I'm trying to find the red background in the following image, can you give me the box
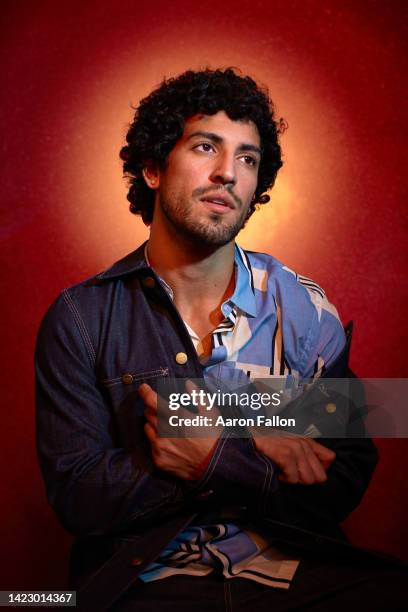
[1,0,407,590]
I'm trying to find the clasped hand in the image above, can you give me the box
[139,382,336,485]
[139,381,218,481]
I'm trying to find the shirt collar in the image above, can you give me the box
[227,244,257,317]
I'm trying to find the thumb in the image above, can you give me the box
[138,382,153,400]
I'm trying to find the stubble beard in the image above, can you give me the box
[160,194,250,248]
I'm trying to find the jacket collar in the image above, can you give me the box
[96,241,150,280]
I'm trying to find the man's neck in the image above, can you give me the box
[146,226,236,339]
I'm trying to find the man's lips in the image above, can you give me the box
[200,193,236,211]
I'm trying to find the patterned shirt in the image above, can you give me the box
[140,243,345,587]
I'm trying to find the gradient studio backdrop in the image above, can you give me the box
[1,0,407,589]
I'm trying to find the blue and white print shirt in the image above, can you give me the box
[141,243,346,588]
[186,244,345,380]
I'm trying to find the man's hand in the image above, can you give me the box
[139,381,219,481]
[253,435,336,485]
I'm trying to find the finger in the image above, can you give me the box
[291,442,316,485]
[254,437,300,484]
[138,382,152,398]
[138,383,158,411]
[185,379,200,395]
[306,439,336,463]
[278,473,303,484]
[278,468,299,484]
[144,421,156,444]
[187,381,222,425]
[299,440,328,483]
[279,447,300,484]
[144,406,158,430]
[184,379,210,414]
[183,380,198,414]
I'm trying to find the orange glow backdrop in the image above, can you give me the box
[1,0,407,589]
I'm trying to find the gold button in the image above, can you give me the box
[175,352,188,365]
[121,373,134,385]
[131,557,143,566]
[143,277,155,289]
[325,402,337,414]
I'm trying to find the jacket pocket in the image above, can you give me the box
[100,366,170,388]
[99,367,170,449]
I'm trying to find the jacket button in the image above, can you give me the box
[131,557,143,566]
[325,402,337,414]
[143,277,155,289]
[175,352,188,365]
[122,373,134,385]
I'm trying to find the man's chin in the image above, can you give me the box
[161,203,246,248]
[179,221,242,248]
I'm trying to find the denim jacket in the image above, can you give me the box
[35,242,378,596]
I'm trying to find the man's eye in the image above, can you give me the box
[195,143,214,153]
[241,155,258,167]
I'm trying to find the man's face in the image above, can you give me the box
[150,111,261,247]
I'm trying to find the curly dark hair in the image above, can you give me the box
[120,68,286,225]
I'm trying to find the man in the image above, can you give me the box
[35,69,407,610]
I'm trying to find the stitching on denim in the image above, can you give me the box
[262,455,274,514]
[257,443,270,512]
[101,367,169,386]
[195,433,229,491]
[262,450,273,511]
[196,434,228,490]
[62,289,96,367]
[250,437,271,514]
[103,368,167,383]
[129,496,176,521]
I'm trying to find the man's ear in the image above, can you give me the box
[142,166,160,189]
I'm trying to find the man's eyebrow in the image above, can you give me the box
[187,131,262,156]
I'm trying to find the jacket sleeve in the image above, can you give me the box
[260,435,378,534]
[35,293,192,537]
[260,367,379,533]
[35,292,278,537]
[192,395,378,532]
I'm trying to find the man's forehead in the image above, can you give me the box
[182,111,260,144]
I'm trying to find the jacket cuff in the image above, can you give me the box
[189,432,279,510]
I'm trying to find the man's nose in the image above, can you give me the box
[209,153,236,187]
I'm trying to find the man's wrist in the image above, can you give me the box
[187,432,279,504]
